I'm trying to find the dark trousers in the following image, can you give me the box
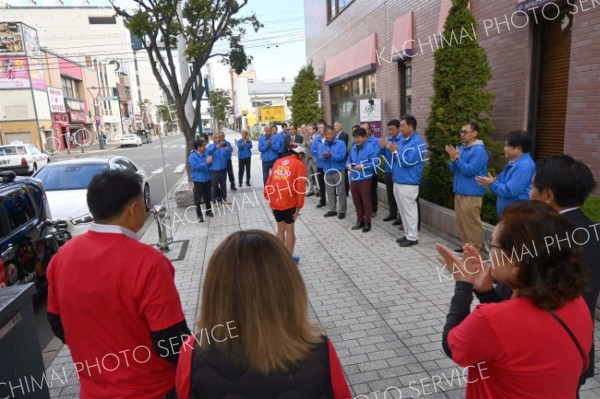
[370,172,379,213]
[262,160,276,185]
[239,157,251,184]
[226,159,235,187]
[344,170,349,196]
[351,179,372,224]
[316,167,326,205]
[193,181,211,217]
[210,169,227,201]
[385,172,398,218]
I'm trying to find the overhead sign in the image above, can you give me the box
[0,57,29,88]
[258,106,285,122]
[48,88,66,113]
[0,22,24,55]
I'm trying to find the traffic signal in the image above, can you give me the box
[112,87,119,100]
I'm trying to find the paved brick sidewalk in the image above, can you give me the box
[45,153,600,398]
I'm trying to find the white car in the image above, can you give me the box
[120,134,143,147]
[33,156,151,236]
[0,142,50,175]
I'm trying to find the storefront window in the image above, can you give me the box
[332,101,357,134]
[328,0,354,21]
[330,72,376,130]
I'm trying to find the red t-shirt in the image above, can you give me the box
[449,296,592,399]
[47,230,186,399]
[264,154,307,211]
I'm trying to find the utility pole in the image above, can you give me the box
[177,0,195,131]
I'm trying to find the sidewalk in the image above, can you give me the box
[45,154,600,398]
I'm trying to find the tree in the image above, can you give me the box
[421,0,502,211]
[111,0,260,170]
[209,88,231,132]
[290,64,322,126]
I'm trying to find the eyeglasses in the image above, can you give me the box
[484,242,503,253]
[460,130,472,135]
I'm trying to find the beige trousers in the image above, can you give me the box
[454,194,483,249]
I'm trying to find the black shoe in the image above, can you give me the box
[246,182,251,187]
[338,213,345,219]
[231,185,237,191]
[383,215,395,222]
[352,222,365,230]
[392,219,403,226]
[317,203,326,208]
[306,192,315,197]
[315,192,321,197]
[206,210,214,217]
[396,236,408,243]
[399,239,418,247]
[197,216,204,223]
[239,182,242,187]
[324,211,337,217]
[362,223,371,233]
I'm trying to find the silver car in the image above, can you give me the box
[33,156,151,236]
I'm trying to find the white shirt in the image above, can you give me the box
[89,223,139,241]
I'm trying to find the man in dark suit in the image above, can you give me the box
[334,121,350,196]
[283,124,304,151]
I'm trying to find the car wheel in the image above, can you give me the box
[32,163,38,174]
[144,184,151,211]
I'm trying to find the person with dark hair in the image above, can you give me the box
[361,122,380,217]
[264,144,307,263]
[446,120,488,251]
[380,119,401,224]
[188,139,214,222]
[259,125,281,185]
[175,230,351,399]
[237,129,253,187]
[320,125,348,219]
[283,124,304,150]
[224,133,237,191]
[437,201,593,398]
[207,132,232,205]
[334,121,350,196]
[312,121,327,207]
[529,155,600,393]
[388,114,426,247]
[277,123,288,158]
[47,170,189,399]
[476,130,535,214]
[304,123,319,197]
[347,128,378,232]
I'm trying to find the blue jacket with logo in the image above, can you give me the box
[381,136,397,173]
[392,131,426,185]
[188,151,211,183]
[489,152,535,214]
[318,139,346,173]
[346,142,379,182]
[206,141,232,171]
[237,138,253,160]
[311,136,325,168]
[258,134,281,162]
[449,140,488,196]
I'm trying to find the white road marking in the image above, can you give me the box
[173,163,186,173]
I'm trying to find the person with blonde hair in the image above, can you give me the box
[175,230,351,399]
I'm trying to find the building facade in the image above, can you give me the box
[305,0,600,183]
[234,77,293,131]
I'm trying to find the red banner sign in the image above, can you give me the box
[52,114,69,127]
[69,110,86,123]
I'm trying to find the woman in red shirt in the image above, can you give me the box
[437,201,592,398]
[175,230,351,399]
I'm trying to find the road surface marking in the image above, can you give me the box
[173,163,186,173]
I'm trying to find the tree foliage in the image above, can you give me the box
[110,0,261,172]
[290,64,322,126]
[421,0,502,210]
[209,88,231,131]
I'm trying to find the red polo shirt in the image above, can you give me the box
[47,225,186,399]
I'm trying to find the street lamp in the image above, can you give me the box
[86,85,105,150]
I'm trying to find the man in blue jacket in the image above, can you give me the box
[320,125,348,219]
[388,115,426,247]
[237,129,253,187]
[476,130,535,215]
[258,125,281,185]
[446,120,488,251]
[188,139,214,222]
[206,132,232,206]
[311,122,327,207]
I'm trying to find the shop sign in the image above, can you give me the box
[48,88,66,113]
[0,57,29,88]
[52,114,69,127]
[0,22,24,55]
[258,106,285,122]
[359,98,383,138]
[69,110,86,123]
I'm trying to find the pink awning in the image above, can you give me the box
[391,11,413,61]
[437,0,453,34]
[517,0,559,12]
[324,33,377,85]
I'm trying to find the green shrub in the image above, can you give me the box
[582,196,600,223]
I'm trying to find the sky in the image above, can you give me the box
[7,0,307,91]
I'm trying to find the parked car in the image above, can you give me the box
[136,129,153,144]
[0,171,71,300]
[0,142,50,175]
[120,134,143,147]
[33,157,151,237]
[202,127,213,136]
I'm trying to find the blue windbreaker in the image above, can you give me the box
[346,142,379,182]
[206,141,232,171]
[188,150,211,183]
[311,136,325,168]
[318,139,346,173]
[258,134,281,162]
[392,131,426,185]
[237,138,253,159]
[489,152,535,214]
[449,140,488,196]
